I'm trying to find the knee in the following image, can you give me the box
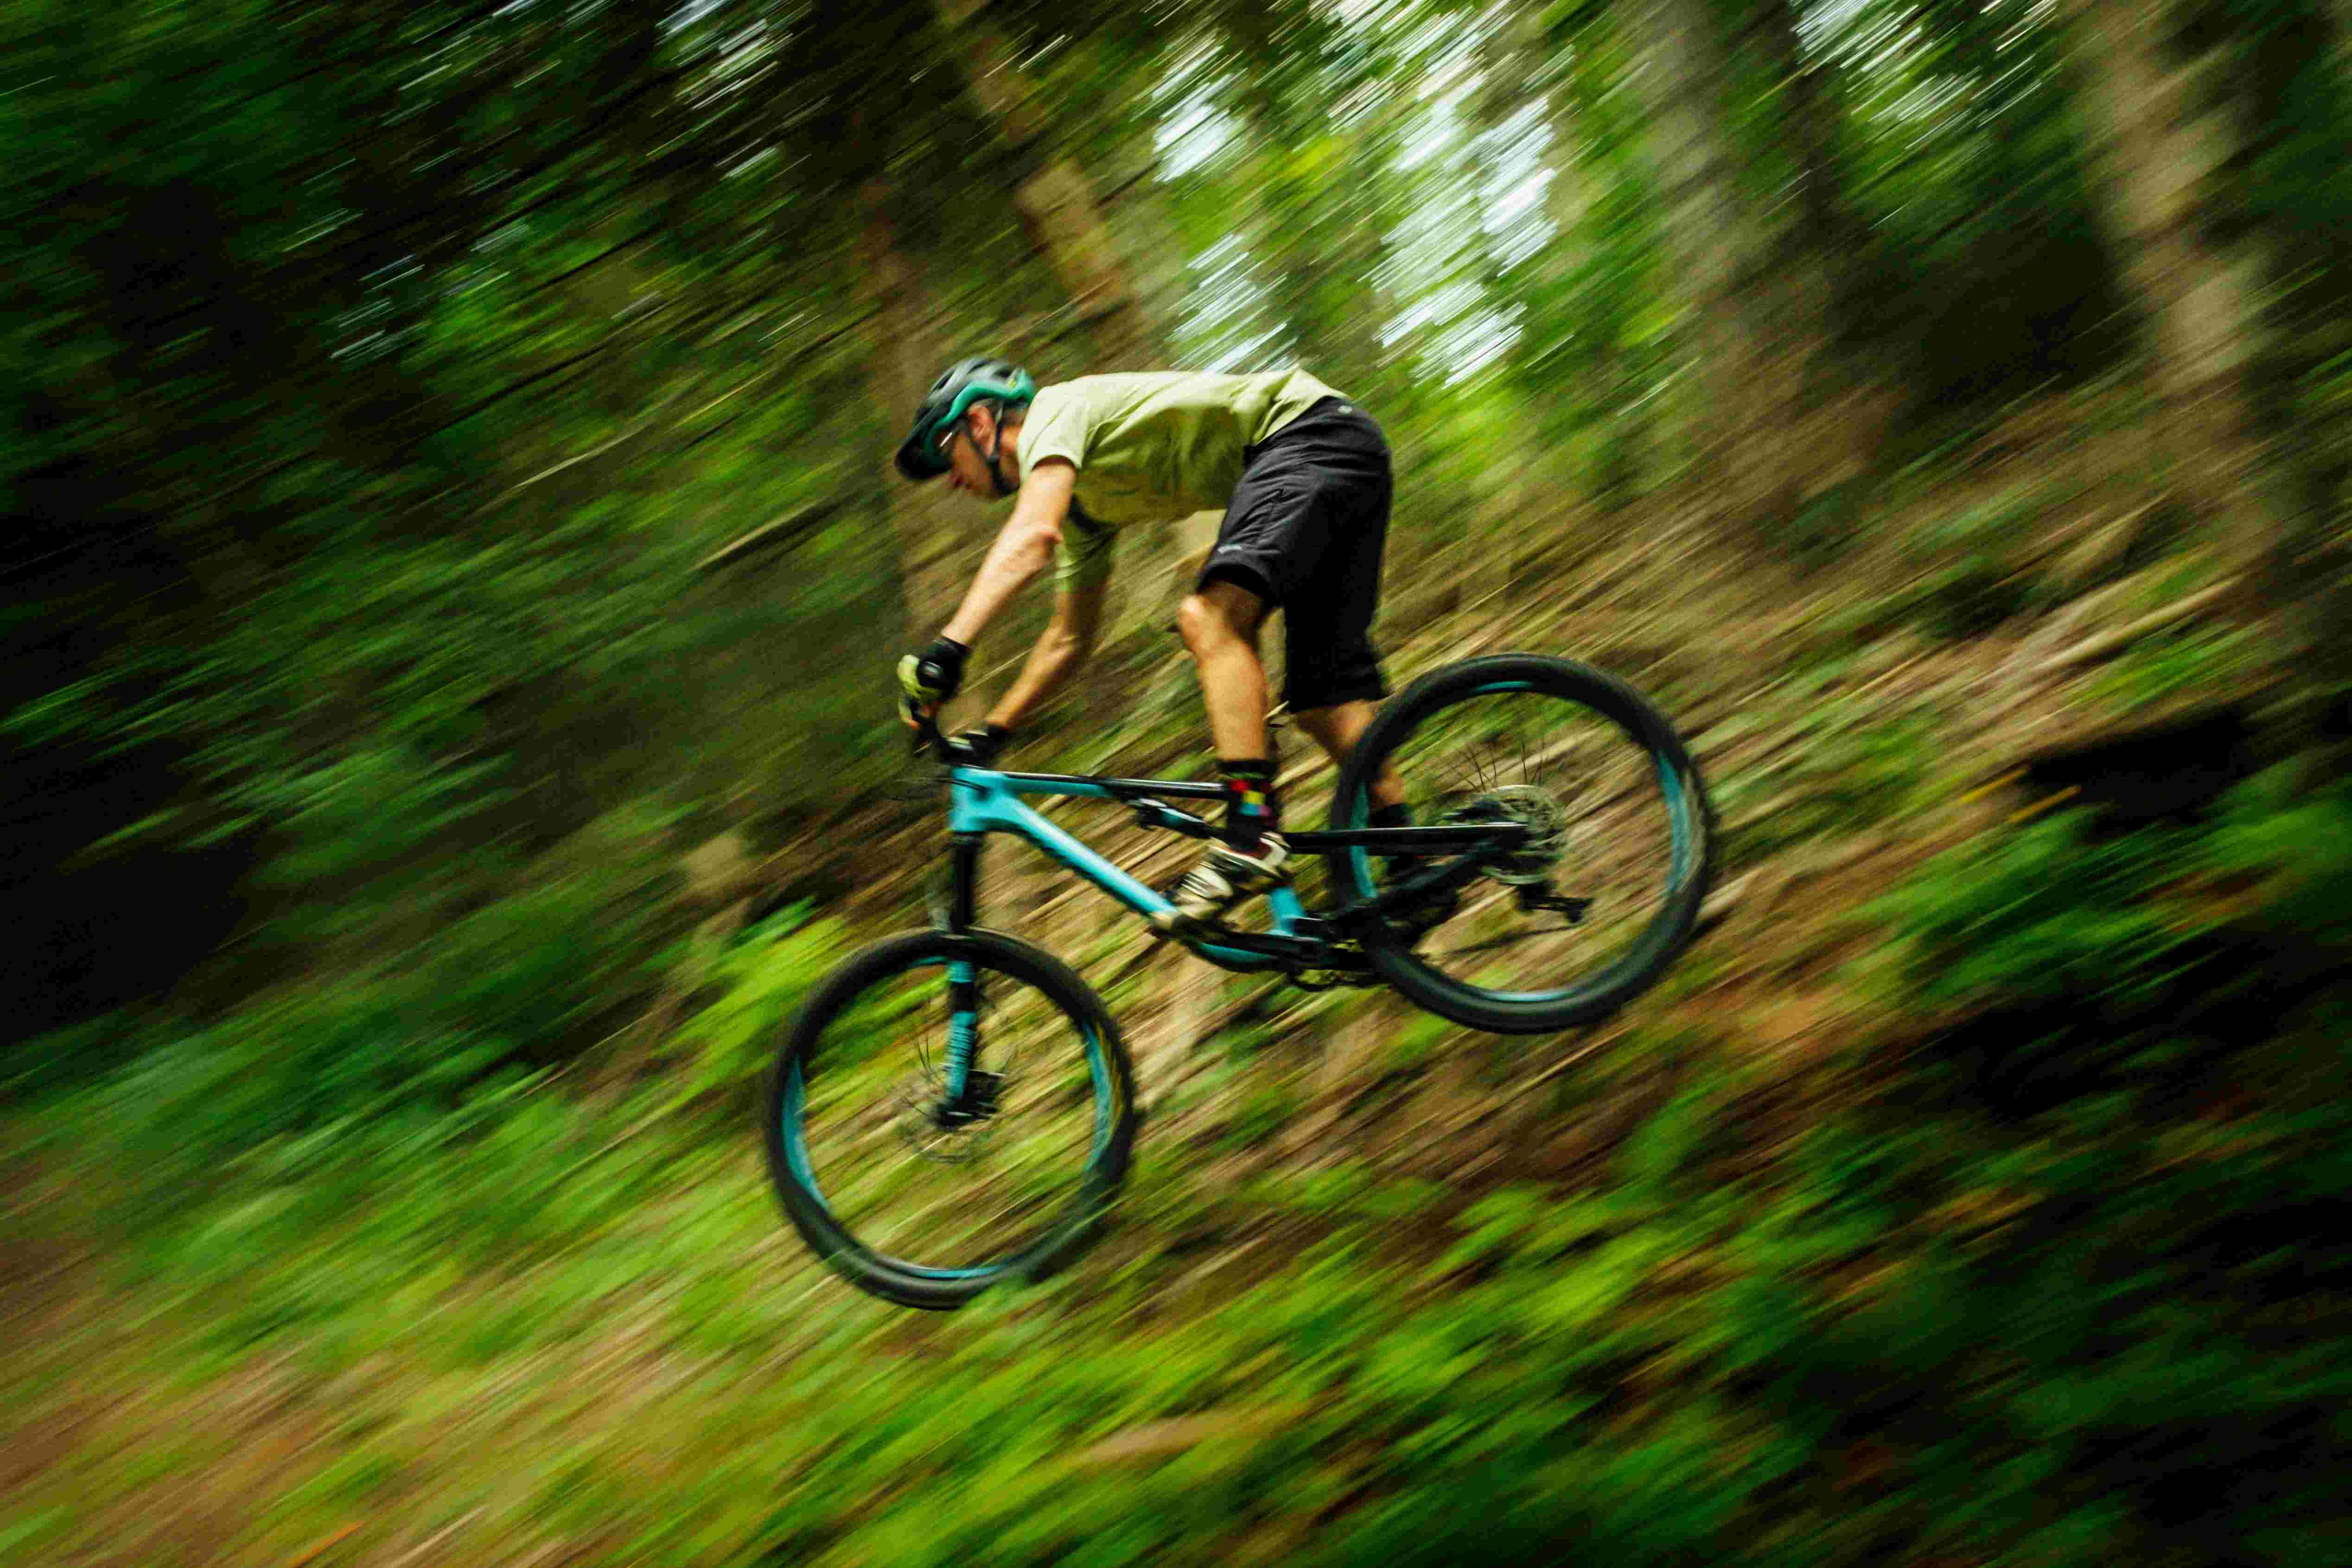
[1178,582,1265,657]
[1174,593,1225,657]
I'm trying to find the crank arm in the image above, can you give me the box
[1329,851,1492,929]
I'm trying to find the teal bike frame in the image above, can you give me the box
[949,766,1306,972]
[930,752,1530,980]
[901,705,1529,1126]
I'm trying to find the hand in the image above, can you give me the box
[941,723,1013,767]
[897,637,969,716]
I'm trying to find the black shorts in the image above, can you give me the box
[1196,397,1393,711]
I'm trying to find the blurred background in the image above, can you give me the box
[3,0,2350,1562]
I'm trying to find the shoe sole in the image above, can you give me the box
[1152,867,1291,941]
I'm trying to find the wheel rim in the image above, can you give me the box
[1347,682,1700,1009]
[781,954,1116,1282]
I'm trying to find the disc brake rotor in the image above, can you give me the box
[893,1070,1001,1164]
[1442,784,1570,885]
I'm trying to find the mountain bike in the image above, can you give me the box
[761,653,1715,1308]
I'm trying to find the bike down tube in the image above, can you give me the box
[946,768,1284,969]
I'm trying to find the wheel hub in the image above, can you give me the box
[1445,784,1570,885]
[895,1069,1005,1164]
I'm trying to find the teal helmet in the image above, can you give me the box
[894,356,1036,483]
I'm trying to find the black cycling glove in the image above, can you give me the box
[897,636,969,709]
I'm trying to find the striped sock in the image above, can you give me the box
[1217,758,1280,851]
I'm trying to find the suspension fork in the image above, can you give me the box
[944,834,982,1101]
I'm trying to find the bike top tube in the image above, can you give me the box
[941,764,1297,969]
[989,768,1226,802]
[905,715,1523,973]
[910,711,1235,802]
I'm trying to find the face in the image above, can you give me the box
[939,406,1007,498]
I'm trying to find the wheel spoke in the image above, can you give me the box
[772,943,1128,1293]
[1337,672,1706,1021]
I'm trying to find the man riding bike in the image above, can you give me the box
[892,356,1411,937]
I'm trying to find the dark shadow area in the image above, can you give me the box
[2,455,257,1061]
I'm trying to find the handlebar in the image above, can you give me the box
[904,698,943,758]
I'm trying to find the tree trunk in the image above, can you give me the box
[856,185,978,633]
[1746,0,1867,295]
[1546,33,1659,507]
[932,0,1199,666]
[2060,0,2352,721]
[2058,0,2282,579]
[1619,0,1851,539]
[937,0,1164,370]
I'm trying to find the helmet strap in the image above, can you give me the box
[982,400,1017,497]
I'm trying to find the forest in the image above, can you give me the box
[4,0,2351,1562]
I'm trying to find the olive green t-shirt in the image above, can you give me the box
[1015,369,1345,589]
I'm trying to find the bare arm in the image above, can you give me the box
[940,459,1076,646]
[987,580,1106,731]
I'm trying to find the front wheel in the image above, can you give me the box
[761,927,1137,1309]
[1326,654,1716,1034]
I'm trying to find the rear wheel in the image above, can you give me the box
[761,928,1136,1309]
[1326,654,1715,1034]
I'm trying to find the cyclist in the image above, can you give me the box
[892,356,1410,937]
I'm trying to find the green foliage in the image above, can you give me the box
[1671,766,2352,1564]
[0,0,911,1050]
[93,842,672,1196]
[3,1012,152,1104]
[1385,1010,1452,1071]
[10,1,2352,1562]
[1780,478,1871,565]
[1715,665,1942,867]
[667,904,853,1102]
[22,755,2352,1565]
[2086,622,2261,714]
[1912,483,2064,555]
[1223,1078,1304,1153]
[1829,0,2135,415]
[1855,488,2070,642]
[1909,558,2035,641]
[1613,1079,1715,1202]
[1877,767,2351,1020]
[2202,765,2352,947]
[1872,812,2199,1019]
[1702,1021,2352,1562]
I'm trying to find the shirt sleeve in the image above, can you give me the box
[1022,388,1111,590]
[1018,387,1090,479]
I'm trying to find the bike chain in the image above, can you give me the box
[1285,968,1384,992]
[1282,936,1383,993]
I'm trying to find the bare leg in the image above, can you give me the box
[1290,699,1405,811]
[1175,579,1273,759]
